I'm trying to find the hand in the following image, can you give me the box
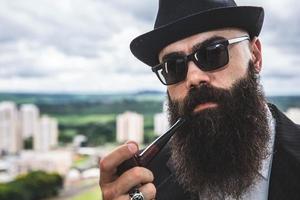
[99,141,156,200]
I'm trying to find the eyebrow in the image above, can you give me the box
[161,35,227,62]
[161,51,185,62]
[191,35,226,52]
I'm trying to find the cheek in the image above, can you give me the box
[210,63,248,89]
[167,84,188,101]
[211,52,249,88]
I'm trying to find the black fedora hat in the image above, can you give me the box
[130,0,264,67]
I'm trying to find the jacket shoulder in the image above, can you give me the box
[268,103,300,200]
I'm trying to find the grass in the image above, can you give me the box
[55,114,116,125]
[56,113,153,127]
[70,186,102,200]
[56,113,156,145]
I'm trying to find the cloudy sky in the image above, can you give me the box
[0,0,299,95]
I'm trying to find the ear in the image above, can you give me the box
[250,37,262,73]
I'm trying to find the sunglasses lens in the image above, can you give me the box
[156,58,187,85]
[195,44,229,71]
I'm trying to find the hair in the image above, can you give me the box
[167,61,270,199]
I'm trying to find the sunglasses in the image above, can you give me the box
[152,35,250,85]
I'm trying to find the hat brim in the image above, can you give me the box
[130,6,264,67]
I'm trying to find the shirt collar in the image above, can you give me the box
[259,104,276,180]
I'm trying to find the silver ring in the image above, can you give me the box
[129,188,144,200]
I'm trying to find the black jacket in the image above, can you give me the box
[147,104,300,200]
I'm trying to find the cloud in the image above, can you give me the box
[0,0,158,92]
[260,0,300,54]
[239,0,300,95]
[109,0,157,23]
[0,0,298,95]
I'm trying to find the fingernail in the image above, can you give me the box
[127,143,138,154]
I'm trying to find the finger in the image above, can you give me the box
[101,142,139,172]
[114,194,129,200]
[139,183,157,200]
[100,141,139,184]
[114,184,156,200]
[101,184,130,200]
[114,166,154,195]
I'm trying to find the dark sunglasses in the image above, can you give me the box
[151,35,250,85]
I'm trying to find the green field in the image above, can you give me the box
[56,112,156,146]
[55,114,116,126]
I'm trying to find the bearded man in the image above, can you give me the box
[99,0,300,200]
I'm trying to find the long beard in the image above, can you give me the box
[167,62,270,199]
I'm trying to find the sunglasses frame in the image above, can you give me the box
[152,35,250,85]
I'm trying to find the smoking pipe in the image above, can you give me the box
[117,116,187,176]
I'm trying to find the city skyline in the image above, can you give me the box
[0,101,58,154]
[0,0,299,95]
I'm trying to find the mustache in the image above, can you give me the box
[181,84,232,115]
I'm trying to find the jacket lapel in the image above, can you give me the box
[147,144,193,200]
[268,104,300,200]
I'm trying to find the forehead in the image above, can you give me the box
[159,28,248,60]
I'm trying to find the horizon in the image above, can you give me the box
[0,90,299,97]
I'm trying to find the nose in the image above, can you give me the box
[185,61,211,89]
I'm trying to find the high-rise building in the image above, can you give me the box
[20,104,39,139]
[34,115,58,151]
[50,119,58,147]
[0,102,22,154]
[154,112,169,136]
[116,111,144,144]
[154,100,169,136]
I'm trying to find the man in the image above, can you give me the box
[99,0,300,199]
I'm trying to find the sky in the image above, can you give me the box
[0,0,299,95]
